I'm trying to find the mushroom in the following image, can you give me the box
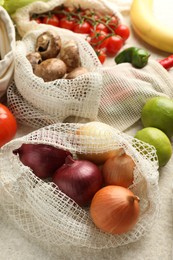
[65,67,88,79]
[35,30,61,60]
[26,52,42,70]
[34,58,67,82]
[60,40,81,72]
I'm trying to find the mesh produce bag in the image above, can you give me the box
[7,27,103,128]
[97,60,173,131]
[0,6,15,99]
[8,45,173,130]
[9,0,173,131]
[0,122,160,251]
[11,0,124,37]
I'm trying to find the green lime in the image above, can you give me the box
[134,127,172,167]
[141,96,173,138]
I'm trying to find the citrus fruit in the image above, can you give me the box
[134,127,172,167]
[141,96,173,138]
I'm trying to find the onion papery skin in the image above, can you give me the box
[52,156,103,207]
[77,150,122,166]
[13,143,72,179]
[102,153,135,188]
[90,185,140,234]
[76,121,123,165]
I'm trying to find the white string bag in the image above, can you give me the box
[98,60,173,131]
[107,0,133,13]
[0,6,15,99]
[9,0,173,131]
[7,27,103,128]
[8,51,173,131]
[11,0,124,37]
[0,122,160,251]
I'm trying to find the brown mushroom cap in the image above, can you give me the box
[35,30,61,60]
[65,67,88,79]
[60,40,81,72]
[26,52,42,70]
[34,58,67,82]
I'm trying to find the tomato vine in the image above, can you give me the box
[30,4,130,64]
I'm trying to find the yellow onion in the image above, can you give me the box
[76,121,123,165]
[102,152,135,188]
[90,185,140,234]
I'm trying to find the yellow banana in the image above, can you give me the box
[130,0,173,53]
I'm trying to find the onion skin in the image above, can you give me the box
[76,121,123,165]
[102,153,135,188]
[52,155,103,207]
[13,143,72,179]
[90,185,140,234]
[77,150,122,166]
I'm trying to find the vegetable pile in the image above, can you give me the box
[26,30,88,81]
[13,121,141,235]
[0,0,162,246]
[30,4,130,64]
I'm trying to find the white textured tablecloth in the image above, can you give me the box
[1,1,173,259]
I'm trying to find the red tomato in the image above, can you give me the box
[106,35,123,56]
[97,49,107,64]
[55,11,65,20]
[114,24,130,41]
[106,15,118,31]
[73,21,91,34]
[84,9,98,20]
[95,23,109,33]
[88,30,108,50]
[0,104,17,147]
[53,6,71,20]
[42,15,59,27]
[59,17,75,30]
[33,17,43,24]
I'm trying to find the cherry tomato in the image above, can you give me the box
[106,35,123,56]
[88,30,108,50]
[0,104,17,147]
[95,23,109,33]
[84,9,98,20]
[59,17,75,30]
[73,21,91,34]
[114,24,130,41]
[106,15,118,31]
[54,6,71,20]
[32,17,43,24]
[55,12,65,20]
[97,49,107,64]
[42,15,59,27]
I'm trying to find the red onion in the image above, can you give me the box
[52,155,103,207]
[13,143,72,179]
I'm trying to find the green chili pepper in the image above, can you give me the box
[115,47,150,68]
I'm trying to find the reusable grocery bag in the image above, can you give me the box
[0,122,160,251]
[0,6,15,99]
